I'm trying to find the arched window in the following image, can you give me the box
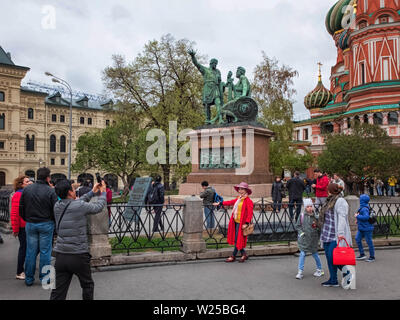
[388,112,398,125]
[347,117,352,129]
[60,135,66,153]
[363,114,369,124]
[50,135,56,153]
[0,113,5,130]
[25,170,35,180]
[373,112,383,125]
[358,20,368,29]
[354,115,360,125]
[0,91,4,102]
[26,135,35,152]
[321,122,334,134]
[0,172,5,186]
[28,108,34,120]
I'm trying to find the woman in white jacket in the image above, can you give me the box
[318,183,352,287]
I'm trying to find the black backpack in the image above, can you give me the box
[148,184,160,204]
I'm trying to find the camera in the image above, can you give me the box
[95,173,103,184]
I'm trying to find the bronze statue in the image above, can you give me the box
[188,50,223,124]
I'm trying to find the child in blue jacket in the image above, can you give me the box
[354,194,375,262]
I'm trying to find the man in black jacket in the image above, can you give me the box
[286,171,306,221]
[146,175,165,232]
[20,167,58,286]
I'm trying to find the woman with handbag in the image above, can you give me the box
[318,183,352,287]
[214,182,254,263]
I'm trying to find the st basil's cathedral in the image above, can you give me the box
[294,0,400,158]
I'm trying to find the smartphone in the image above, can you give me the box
[95,173,102,184]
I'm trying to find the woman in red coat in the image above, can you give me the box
[10,175,32,280]
[215,182,254,263]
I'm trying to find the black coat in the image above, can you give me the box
[271,181,285,202]
[286,177,305,200]
[146,182,165,205]
[20,180,58,223]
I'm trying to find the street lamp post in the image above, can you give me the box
[45,72,73,180]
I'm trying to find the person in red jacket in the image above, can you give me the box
[214,182,254,263]
[312,169,330,208]
[10,175,32,280]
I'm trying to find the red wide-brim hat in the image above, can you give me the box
[234,182,252,195]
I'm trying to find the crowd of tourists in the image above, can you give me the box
[202,169,377,289]
[2,167,114,300]
[0,166,381,298]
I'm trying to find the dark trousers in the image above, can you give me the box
[232,222,246,257]
[50,253,94,300]
[153,206,164,232]
[17,228,27,275]
[289,198,302,221]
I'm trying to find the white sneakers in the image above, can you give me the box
[313,269,325,277]
[296,269,324,279]
[16,272,25,280]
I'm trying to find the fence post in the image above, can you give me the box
[87,196,112,267]
[344,195,359,242]
[181,196,206,254]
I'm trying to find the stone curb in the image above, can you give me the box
[92,238,400,269]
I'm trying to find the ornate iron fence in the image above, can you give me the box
[108,203,185,255]
[203,200,308,249]
[203,200,400,249]
[0,192,11,222]
[370,202,400,238]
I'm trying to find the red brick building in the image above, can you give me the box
[294,0,400,158]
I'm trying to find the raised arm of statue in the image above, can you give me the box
[188,50,205,75]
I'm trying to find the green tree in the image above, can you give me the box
[72,115,148,192]
[103,34,204,189]
[317,123,400,194]
[252,52,311,175]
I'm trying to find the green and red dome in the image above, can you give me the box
[304,79,333,110]
[326,0,357,35]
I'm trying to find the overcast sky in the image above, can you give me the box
[0,0,339,120]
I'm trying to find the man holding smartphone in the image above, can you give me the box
[50,179,107,300]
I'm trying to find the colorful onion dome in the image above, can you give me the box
[304,64,333,110]
[326,0,357,36]
[338,29,350,50]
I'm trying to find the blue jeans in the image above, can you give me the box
[376,185,382,196]
[25,221,54,285]
[323,241,342,284]
[204,206,215,229]
[298,251,322,271]
[356,230,375,258]
[389,186,396,196]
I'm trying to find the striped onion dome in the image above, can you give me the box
[326,0,357,36]
[304,77,333,110]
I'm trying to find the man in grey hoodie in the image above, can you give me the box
[50,179,107,300]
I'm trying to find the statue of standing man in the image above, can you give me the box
[188,50,223,124]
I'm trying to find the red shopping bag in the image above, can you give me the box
[333,238,356,266]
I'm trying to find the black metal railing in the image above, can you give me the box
[202,200,400,249]
[202,200,308,249]
[370,202,400,238]
[0,192,10,222]
[108,203,185,254]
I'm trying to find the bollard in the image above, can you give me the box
[181,196,206,254]
[88,196,112,266]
